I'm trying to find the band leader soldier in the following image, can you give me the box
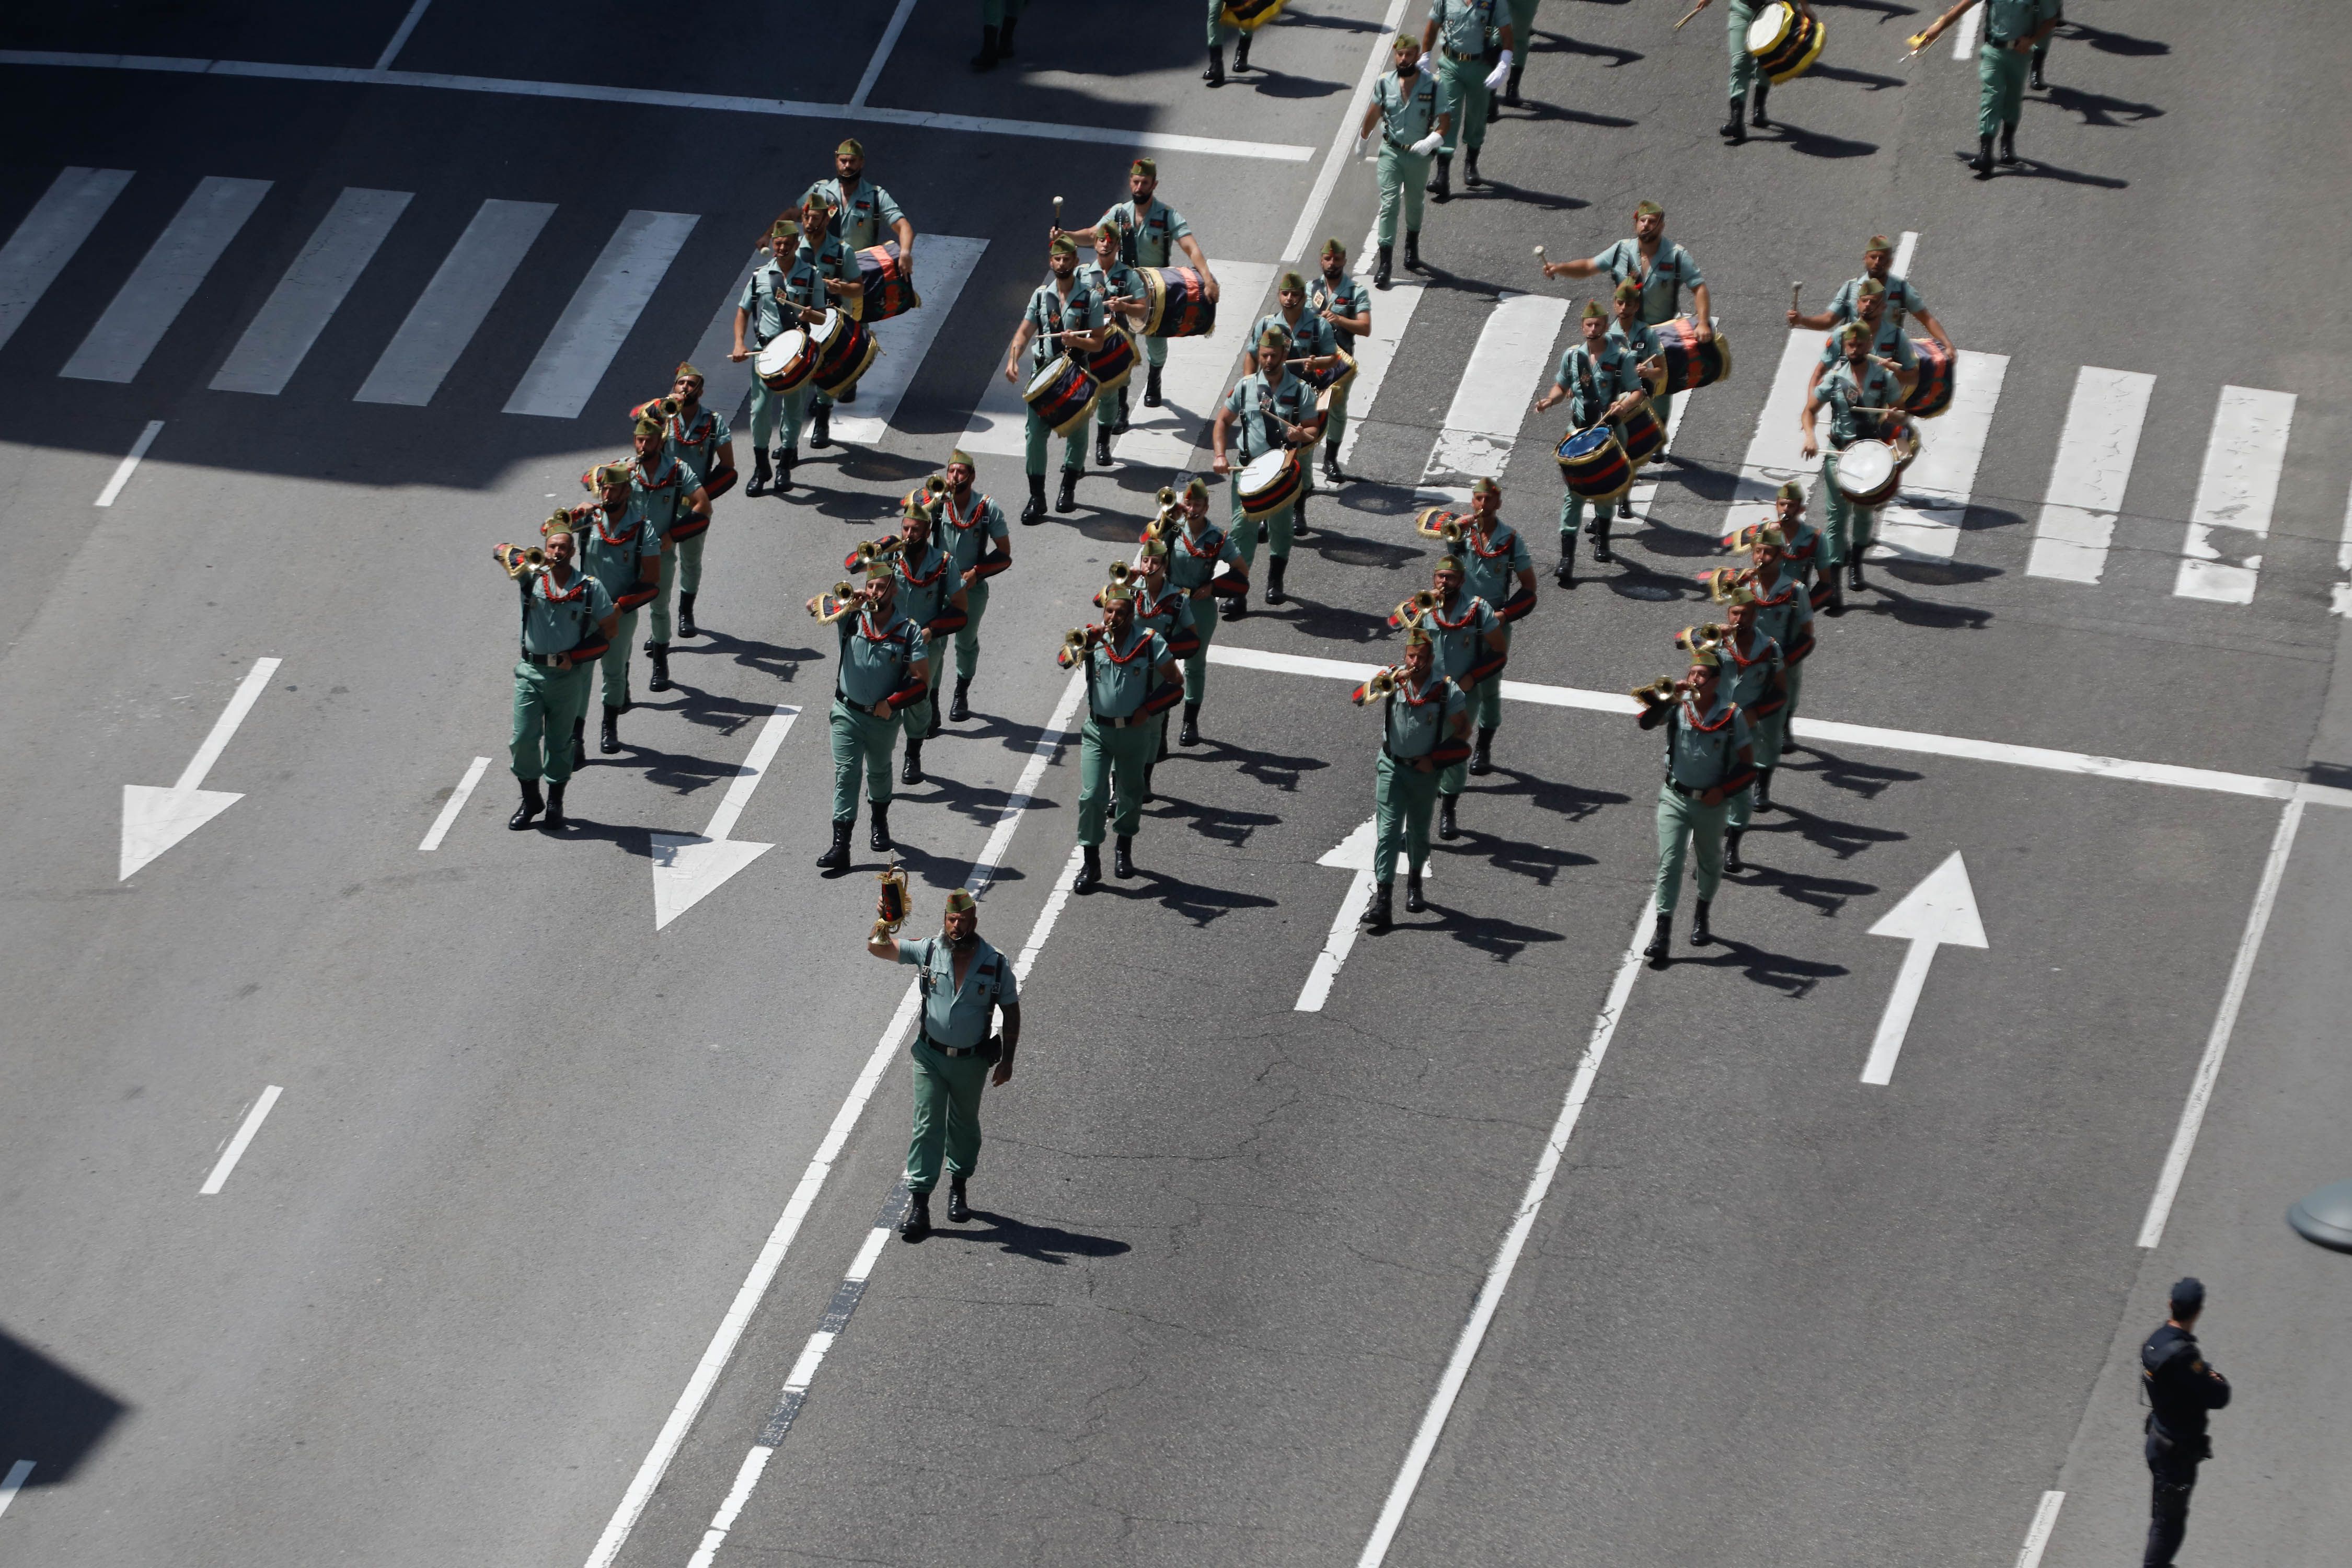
[1420,0,1515,200]
[2141,1276,2229,1568]
[1353,34,1450,289]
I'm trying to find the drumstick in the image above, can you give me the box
[1790,281,1803,313]
[1052,195,1064,234]
[1534,244,1547,278]
[1673,0,1709,29]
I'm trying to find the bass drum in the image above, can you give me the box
[1903,336,1955,419]
[1023,353,1101,438]
[1655,317,1732,394]
[1139,267,1216,339]
[1557,425,1633,501]
[808,308,880,397]
[753,330,815,393]
[1746,2,1827,84]
[1236,448,1304,520]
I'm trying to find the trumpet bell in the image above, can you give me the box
[877,859,909,933]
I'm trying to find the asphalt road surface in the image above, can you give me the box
[3,2,2349,1565]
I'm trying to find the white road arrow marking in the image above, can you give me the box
[1861,851,1987,1085]
[120,656,281,879]
[1295,817,1429,1012]
[650,705,798,930]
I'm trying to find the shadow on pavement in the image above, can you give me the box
[0,1329,129,1488]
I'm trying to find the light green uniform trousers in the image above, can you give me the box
[1438,52,1490,155]
[906,1038,989,1192]
[1470,633,1509,730]
[511,660,592,784]
[1727,0,1759,102]
[1654,781,1731,914]
[1374,751,1442,886]
[1322,385,1351,450]
[1978,40,2030,135]
[1206,0,1230,45]
[598,607,639,713]
[1507,0,1539,51]
[1231,487,1294,567]
[1078,719,1156,844]
[646,538,704,644]
[1819,452,1877,568]
[954,579,990,686]
[1376,143,1429,248]
[750,378,813,455]
[1025,408,1086,477]
[1727,713,1782,829]
[1183,592,1220,702]
[830,698,903,820]
[1781,661,1804,734]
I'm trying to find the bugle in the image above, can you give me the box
[808,580,861,622]
[873,857,910,940]
[1055,627,1093,668]
[498,543,547,579]
[1387,587,1439,629]
[1352,666,1402,706]
[1630,676,1679,709]
[1674,621,1727,654]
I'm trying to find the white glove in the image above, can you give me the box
[1410,130,1444,156]
[1483,50,1513,91]
[1418,52,1434,76]
[1351,132,1368,159]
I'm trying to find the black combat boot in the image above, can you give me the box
[1290,496,1307,538]
[1427,156,1452,202]
[745,448,771,497]
[1404,870,1426,914]
[1556,534,1577,587]
[1145,364,1163,407]
[1095,424,1113,467]
[772,446,796,492]
[1751,79,1771,128]
[1113,387,1131,433]
[949,677,972,722]
[1142,763,1156,803]
[1375,245,1393,289]
[645,641,671,691]
[677,591,698,638]
[1233,29,1252,71]
[1755,766,1774,812]
[901,739,923,785]
[1113,834,1134,879]
[947,1177,972,1223]
[509,779,544,830]
[1438,794,1460,840]
[898,1191,930,1242]
[1265,556,1288,605]
[1643,913,1672,965]
[1076,845,1102,893]
[2029,52,2046,91]
[971,24,999,71]
[1221,589,1246,622]
[1691,898,1714,946]
[1998,123,2020,165]
[816,817,853,869]
[1725,828,1746,873]
[1722,100,1747,143]
[1179,701,1201,746]
[1404,229,1423,271]
[1021,472,1046,525]
[1204,42,1225,86]
[998,10,1017,54]
[1504,59,1525,106]
[1465,147,1485,188]
[1056,469,1078,513]
[926,698,942,741]
[1322,442,1343,484]
[1468,725,1496,776]
[1971,134,1996,177]
[1362,882,1393,932]
[571,715,589,769]
[810,401,831,449]
[599,708,620,755]
[1592,516,1615,564]
[869,801,893,852]
[542,781,567,829]
[1848,558,1865,593]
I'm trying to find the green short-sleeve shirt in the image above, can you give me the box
[1253,305,1338,365]
[1308,271,1373,353]
[520,569,614,656]
[835,609,928,709]
[1083,627,1171,720]
[1720,633,1784,711]
[737,259,791,348]
[939,491,1010,576]
[1752,568,1816,653]
[1592,237,1704,326]
[1982,0,2056,45]
[894,540,958,630]
[665,406,732,491]
[1098,197,1192,269]
[1557,341,1645,429]
[1458,521,1532,609]
[1829,273,1926,326]
[626,452,697,543]
[1429,0,1502,56]
[1373,67,1445,145]
[1023,278,1094,368]
[1816,317,1917,374]
[1382,670,1467,759]
[1133,583,1197,645]
[1816,360,1904,448]
[1665,698,1753,789]
[577,504,658,605]
[1224,371,1318,463]
[799,177,906,252]
[1167,518,1243,593]
[1425,590,1500,684]
[897,933,1017,1049]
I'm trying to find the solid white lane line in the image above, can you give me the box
[418,755,489,851]
[2026,366,2155,584]
[2334,482,2352,618]
[703,706,797,844]
[61,174,272,383]
[848,0,917,110]
[585,671,1086,1568]
[200,1085,283,1195]
[1721,328,1820,539]
[1280,0,1414,264]
[2137,796,2304,1248]
[1423,292,1567,482]
[0,53,1317,162]
[211,186,412,395]
[1873,349,2009,562]
[1297,869,1376,1013]
[1355,890,1655,1566]
[828,234,990,447]
[93,419,164,506]
[505,209,699,419]
[176,656,280,793]
[0,1459,31,1519]
[1890,230,1918,281]
[355,198,556,406]
[1204,644,2352,806]
[1112,261,1279,469]
[373,0,435,71]
[1950,5,1981,57]
[0,166,134,354]
[2174,385,2296,605]
[2014,1490,2065,1568]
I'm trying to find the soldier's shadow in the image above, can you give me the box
[1417,903,1568,961]
[1201,737,1332,794]
[1098,867,1279,929]
[1143,788,1281,851]
[1275,599,1399,645]
[2043,84,2164,126]
[1783,744,1923,802]
[939,1211,1133,1267]
[1670,939,1849,999]
[1760,802,1908,861]
[639,686,790,739]
[1449,828,1595,888]
[915,773,1042,835]
[1731,857,1878,918]
[1768,122,1881,159]
[681,628,812,683]
[1851,577,1995,628]
[1475,766,1629,826]
[1808,62,1908,91]
[1543,31,1643,70]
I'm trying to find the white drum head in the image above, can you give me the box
[1835,440,1897,498]
[1238,449,1292,492]
[809,308,845,350]
[1747,2,1793,52]
[754,333,805,378]
[1025,355,1075,400]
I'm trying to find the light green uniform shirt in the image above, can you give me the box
[896,933,1017,1049]
[1982,0,2055,45]
[1372,67,1446,145]
[626,452,696,543]
[519,570,614,656]
[1098,197,1192,269]
[835,608,928,709]
[1458,522,1532,610]
[798,177,906,251]
[1591,237,1704,326]
[1167,518,1243,593]
[1429,0,1502,56]
[1082,626,1171,720]
[1816,315,1917,373]
[1665,697,1752,789]
[1382,670,1467,758]
[576,505,658,605]
[1720,632,1784,711]
[1816,360,1904,448]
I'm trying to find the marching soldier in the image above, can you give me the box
[1712,586,1787,873]
[1742,521,1816,812]
[867,887,1022,1242]
[1447,479,1535,774]
[1908,0,2060,175]
[1162,475,1249,745]
[1125,538,1202,801]
[1355,624,1472,932]
[1801,322,1907,601]
[2140,1276,2230,1568]
[1063,159,1219,413]
[496,526,615,832]
[1501,0,1539,105]
[1801,278,1918,403]
[1421,0,1515,200]
[937,449,1013,724]
[971,0,1021,71]
[1307,238,1373,482]
[1684,0,1814,142]
[1353,33,1451,288]
[1077,226,1149,460]
[1001,235,1108,524]
[1542,200,1713,443]
[625,413,713,698]
[799,139,914,421]
[1789,235,1952,353]
[629,364,736,639]
[1634,647,1757,964]
[1205,0,1265,85]
[572,468,661,756]
[1605,278,1665,528]
[811,562,933,870]
[1408,555,1507,843]
[730,202,861,493]
[1211,327,1324,615]
[1062,582,1182,893]
[1250,270,1342,536]
[1731,481,1831,612]
[874,501,969,785]
[1535,300,1656,585]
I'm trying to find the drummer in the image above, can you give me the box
[1452,478,1536,778]
[1800,322,1906,606]
[728,200,860,496]
[1250,271,1342,537]
[798,137,914,412]
[1541,200,1712,451]
[1163,476,1248,746]
[1308,238,1373,484]
[1076,226,1150,464]
[1606,278,1663,528]
[1802,278,1917,403]
[1534,300,1657,586]
[1061,158,1219,413]
[1789,234,1952,353]
[1210,326,1323,618]
[1685,0,1815,143]
[1000,234,1110,525]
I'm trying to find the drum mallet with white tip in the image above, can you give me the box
[1534,244,1547,277]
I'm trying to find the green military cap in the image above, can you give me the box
[1050,234,1078,257]
[862,559,895,582]
[674,360,702,382]
[1754,524,1788,548]
[1613,279,1642,302]
[901,498,934,522]
[1434,554,1463,573]
[541,508,573,536]
[1582,299,1607,320]
[943,888,977,915]
[1634,200,1664,218]
[1858,278,1887,298]
[837,137,864,158]
[1101,580,1136,602]
[1278,270,1306,293]
[589,461,632,489]
[1130,157,1157,178]
[1689,645,1721,668]
[946,447,976,470]
[1139,539,1169,559]
[1470,477,1500,497]
[768,215,800,241]
[1865,234,1894,253]
[1258,326,1290,350]
[1182,475,1210,500]
[1392,31,1420,51]
[543,522,575,541]
[1403,624,1433,647]
[1839,321,1871,343]
[802,191,835,213]
[1715,580,1758,607]
[633,414,665,440]
[1321,237,1346,259]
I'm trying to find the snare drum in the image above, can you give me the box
[1296,349,1358,411]
[1746,1,1827,83]
[1236,448,1304,521]
[1219,0,1287,30]
[809,308,879,397]
[1903,336,1955,419]
[1655,317,1732,395]
[1139,267,1216,339]
[850,243,920,323]
[1831,422,1920,508]
[1023,354,1101,438]
[1089,326,1139,396]
[1557,426,1633,501]
[753,331,815,393]
[1616,396,1667,468]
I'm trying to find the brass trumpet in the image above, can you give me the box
[499,543,547,579]
[1106,560,1133,587]
[1056,627,1092,668]
[808,581,861,622]
[1697,567,1753,602]
[1412,505,1465,545]
[1630,676,1678,708]
[874,857,909,939]
[1389,587,1439,628]
[1353,666,1401,706]
[848,536,904,570]
[1674,622,1727,654]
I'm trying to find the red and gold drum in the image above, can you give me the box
[1139,267,1216,338]
[753,330,816,393]
[1236,449,1304,520]
[851,243,920,323]
[1556,425,1633,501]
[1022,353,1101,438]
[1089,326,1139,396]
[809,308,879,396]
[1616,396,1667,467]
[1655,317,1732,394]
[1903,336,1955,419]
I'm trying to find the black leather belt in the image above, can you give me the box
[520,649,573,666]
[925,1035,982,1058]
[1093,711,1148,729]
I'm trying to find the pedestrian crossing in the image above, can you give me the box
[356,199,556,406]
[214,187,411,397]
[63,175,272,383]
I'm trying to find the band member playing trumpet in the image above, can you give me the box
[1078,226,1149,455]
[1308,238,1373,483]
[629,365,735,639]
[622,414,713,699]
[1212,326,1325,615]
[1061,158,1219,412]
[1355,624,1472,933]
[1125,540,1201,802]
[1251,270,1344,537]
[1711,585,1787,873]
[1408,555,1508,844]
[1801,322,1906,603]
[867,886,1021,1243]
[1437,478,1536,775]
[1635,645,1757,965]
[1002,234,1109,525]
[1743,522,1816,812]
[1163,476,1249,744]
[1062,582,1182,893]
[1788,235,1952,353]
[812,561,933,870]
[730,201,861,495]
[574,468,662,757]
[499,526,616,833]
[1535,300,1658,584]
[877,500,971,784]
[938,448,1013,724]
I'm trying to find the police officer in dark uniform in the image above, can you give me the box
[2140,1276,2230,1567]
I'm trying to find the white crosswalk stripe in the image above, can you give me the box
[504,209,698,419]
[2026,366,2156,583]
[356,198,555,406]
[61,175,271,383]
[0,166,133,355]
[1723,329,1821,539]
[2175,385,2296,604]
[1874,349,2007,561]
[1422,292,1566,483]
[211,187,410,396]
[831,236,989,448]
[1114,261,1277,469]
[1335,251,1421,468]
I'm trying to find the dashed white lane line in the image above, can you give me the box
[94,419,163,507]
[2333,481,2352,618]
[848,0,917,111]
[2014,1489,2065,1568]
[418,756,489,852]
[0,1459,33,1519]
[372,0,435,71]
[200,1085,282,1195]
[1873,349,2008,562]
[1949,5,1981,57]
